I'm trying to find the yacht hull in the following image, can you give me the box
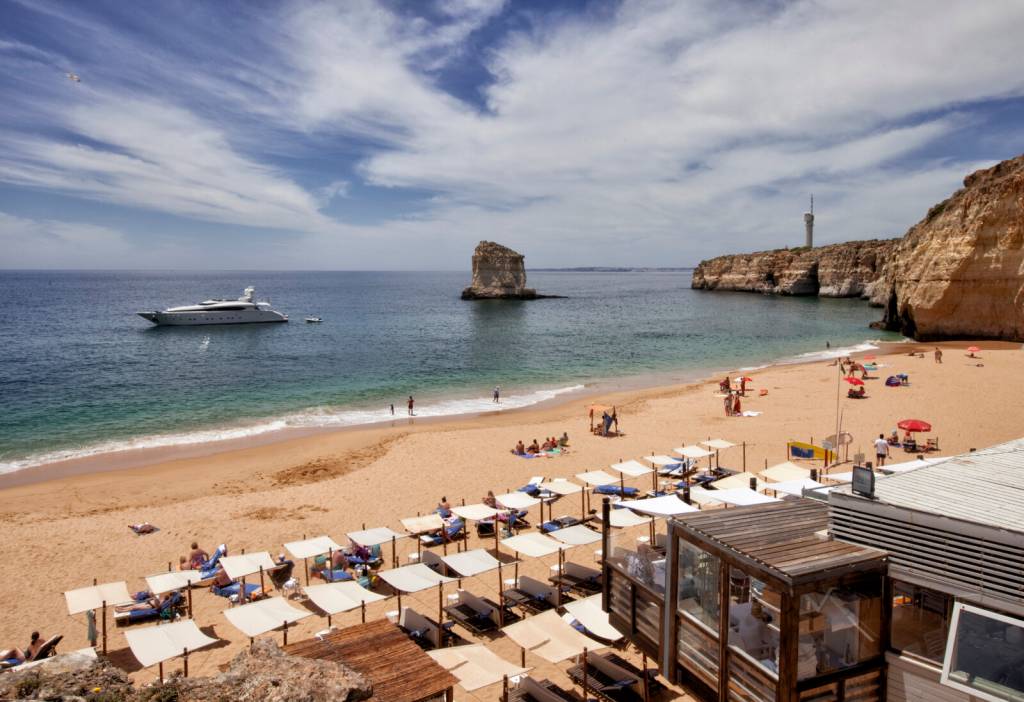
[137,310,288,326]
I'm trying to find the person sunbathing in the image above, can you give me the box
[114,594,173,613]
[558,432,569,447]
[129,522,157,534]
[188,542,209,569]
[437,496,452,516]
[348,540,371,562]
[331,550,349,571]
[483,490,498,508]
[527,440,540,454]
[510,441,526,455]
[541,438,554,450]
[1,646,25,665]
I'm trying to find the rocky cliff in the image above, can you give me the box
[873,154,1024,340]
[691,239,897,299]
[461,241,556,299]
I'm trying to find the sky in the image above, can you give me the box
[1,0,1024,270]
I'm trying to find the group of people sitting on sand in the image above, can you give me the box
[511,433,569,455]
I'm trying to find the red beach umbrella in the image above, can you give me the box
[843,377,864,386]
[966,345,981,353]
[897,419,932,433]
[863,355,876,361]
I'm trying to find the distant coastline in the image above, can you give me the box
[530,266,693,272]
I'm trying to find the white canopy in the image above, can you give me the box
[378,563,455,593]
[711,473,762,491]
[600,508,654,528]
[759,462,812,482]
[563,595,624,641]
[621,494,699,517]
[451,504,501,521]
[643,455,683,466]
[401,514,446,534]
[64,582,133,615]
[575,470,619,486]
[674,445,714,459]
[304,581,386,615]
[502,609,606,663]
[219,552,278,580]
[495,492,541,510]
[428,645,529,692]
[145,570,203,595]
[687,486,724,506]
[706,488,780,506]
[610,460,653,477]
[283,535,342,560]
[823,471,854,483]
[766,478,830,497]
[702,439,736,450]
[222,597,310,638]
[501,532,565,558]
[124,620,218,668]
[538,479,582,495]
[548,524,602,546]
[346,526,406,546]
[441,549,502,577]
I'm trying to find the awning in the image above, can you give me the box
[495,492,541,510]
[548,524,602,546]
[219,552,278,580]
[674,445,714,459]
[501,532,565,558]
[823,471,854,483]
[599,508,654,528]
[766,478,830,497]
[502,609,606,663]
[701,439,735,450]
[643,455,683,467]
[304,581,387,615]
[705,488,780,506]
[441,549,502,577]
[563,595,624,642]
[538,479,583,495]
[451,504,501,521]
[222,597,311,638]
[609,460,653,477]
[759,462,812,482]
[64,582,133,615]
[575,470,619,486]
[401,514,446,534]
[710,472,762,491]
[621,494,699,517]
[687,486,724,506]
[346,527,406,546]
[145,570,203,595]
[378,563,455,593]
[428,645,529,692]
[124,620,218,668]
[284,535,343,560]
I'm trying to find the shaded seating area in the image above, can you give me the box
[444,589,520,635]
[123,619,218,682]
[398,607,460,650]
[507,676,581,702]
[549,562,602,596]
[502,575,558,614]
[428,644,529,693]
[567,651,647,702]
[114,590,184,625]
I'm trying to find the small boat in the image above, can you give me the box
[305,316,323,323]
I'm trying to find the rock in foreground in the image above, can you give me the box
[461,241,560,299]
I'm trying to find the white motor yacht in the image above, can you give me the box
[137,287,288,326]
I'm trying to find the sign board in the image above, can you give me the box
[851,465,875,498]
[824,432,853,448]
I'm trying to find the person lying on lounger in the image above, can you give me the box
[115,593,175,613]
[1,646,25,666]
[483,490,498,508]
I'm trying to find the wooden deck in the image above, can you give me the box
[284,618,457,702]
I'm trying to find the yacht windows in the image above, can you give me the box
[890,580,953,664]
[941,603,1024,702]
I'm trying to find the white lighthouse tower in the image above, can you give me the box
[804,195,814,248]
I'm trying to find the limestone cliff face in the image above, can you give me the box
[691,239,896,299]
[874,155,1024,340]
[461,240,540,299]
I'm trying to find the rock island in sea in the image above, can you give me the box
[460,240,562,299]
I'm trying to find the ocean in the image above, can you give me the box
[0,270,900,473]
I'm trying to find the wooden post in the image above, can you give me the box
[778,591,800,702]
[642,652,650,702]
[580,486,586,519]
[361,600,366,623]
[240,575,247,605]
[158,661,164,684]
[259,565,266,593]
[167,561,172,572]
[749,476,757,492]
[556,548,564,607]
[187,579,193,619]
[717,559,730,702]
[392,535,397,569]
[651,468,657,494]
[514,552,520,583]
[283,619,288,646]
[520,646,526,667]
[503,674,509,702]
[183,647,189,678]
[397,589,402,613]
[304,557,309,586]
[742,441,746,471]
[437,582,444,649]
[497,561,505,627]
[581,647,589,699]
[494,517,500,557]
[102,600,107,655]
[601,497,611,610]
[328,613,333,627]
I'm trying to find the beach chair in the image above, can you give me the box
[398,607,458,650]
[114,591,184,626]
[423,518,466,546]
[594,485,639,498]
[443,590,498,635]
[509,676,581,702]
[567,651,652,702]
[502,576,558,615]
[549,563,602,596]
[420,550,446,574]
[211,582,262,603]
[0,635,63,670]
[540,515,581,533]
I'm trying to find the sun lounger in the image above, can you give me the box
[549,563,602,595]
[211,582,261,600]
[502,575,558,614]
[1,635,64,669]
[593,485,639,497]
[509,676,582,702]
[114,592,184,626]
[398,607,458,650]
[540,515,582,533]
[567,651,643,702]
[422,518,466,546]
[444,589,520,635]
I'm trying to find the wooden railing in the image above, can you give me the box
[726,646,778,702]
[606,562,664,659]
[676,611,720,690]
[797,662,883,702]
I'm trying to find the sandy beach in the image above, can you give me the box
[1,340,1021,699]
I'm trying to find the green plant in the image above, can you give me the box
[15,674,41,697]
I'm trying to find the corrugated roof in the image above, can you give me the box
[833,438,1024,533]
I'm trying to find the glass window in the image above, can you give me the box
[677,539,720,629]
[941,603,1024,702]
[798,576,884,679]
[727,568,781,675]
[891,580,953,663]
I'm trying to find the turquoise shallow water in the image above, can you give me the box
[0,270,900,471]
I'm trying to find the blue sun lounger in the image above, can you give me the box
[594,484,639,497]
[212,582,261,599]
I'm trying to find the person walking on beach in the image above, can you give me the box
[407,396,415,416]
[389,403,394,415]
[874,434,890,467]
[611,407,619,434]
[934,347,943,363]
[493,386,500,403]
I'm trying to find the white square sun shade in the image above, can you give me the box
[711,473,762,491]
[563,595,624,641]
[644,455,683,466]
[600,508,653,528]
[495,492,541,510]
[548,524,602,546]
[766,478,830,497]
[675,446,714,459]
[304,581,386,615]
[441,549,502,577]
[64,582,134,615]
[706,488,780,506]
[759,462,812,482]
[621,495,699,517]
[124,620,219,668]
[501,532,566,558]
[502,609,606,663]
[451,504,501,521]
[538,479,583,495]
[401,514,446,534]
[283,535,342,560]
[219,552,278,580]
[610,460,653,477]
[575,470,619,486]
[378,563,455,593]
[145,570,204,595]
[702,439,735,450]
[222,597,311,638]
[428,645,529,692]
[346,527,405,546]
